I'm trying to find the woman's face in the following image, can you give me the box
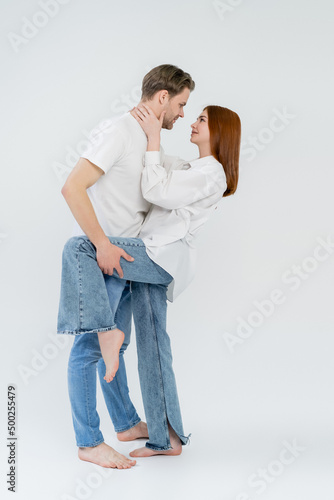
[190,109,210,146]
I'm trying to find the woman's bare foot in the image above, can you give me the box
[98,328,125,383]
[117,421,149,442]
[129,424,182,458]
[78,442,136,469]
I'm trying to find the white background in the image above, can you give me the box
[1,0,333,499]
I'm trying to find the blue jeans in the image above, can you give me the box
[58,236,189,450]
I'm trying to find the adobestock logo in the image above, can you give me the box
[213,0,244,21]
[52,120,113,182]
[18,332,70,385]
[52,80,146,183]
[0,233,8,243]
[235,439,306,500]
[7,0,72,53]
[241,107,296,162]
[61,465,114,500]
[223,235,334,354]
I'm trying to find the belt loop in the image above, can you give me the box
[129,281,132,293]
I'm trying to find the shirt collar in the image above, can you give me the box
[188,155,219,168]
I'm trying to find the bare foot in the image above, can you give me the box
[78,442,136,469]
[117,421,149,442]
[129,425,182,458]
[98,328,125,383]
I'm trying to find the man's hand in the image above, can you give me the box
[96,239,134,277]
[62,158,134,278]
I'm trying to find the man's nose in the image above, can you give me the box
[179,109,184,118]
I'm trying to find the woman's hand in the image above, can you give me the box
[131,104,165,151]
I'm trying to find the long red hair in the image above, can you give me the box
[204,105,241,197]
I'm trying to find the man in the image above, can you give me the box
[60,64,195,468]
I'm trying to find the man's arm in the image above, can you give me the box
[61,158,133,277]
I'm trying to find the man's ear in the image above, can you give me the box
[158,90,169,105]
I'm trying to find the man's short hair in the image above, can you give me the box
[141,64,195,100]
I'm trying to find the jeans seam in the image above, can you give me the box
[109,240,145,248]
[58,325,117,336]
[76,241,84,332]
[115,370,131,424]
[83,360,99,445]
[77,437,104,448]
[145,443,172,451]
[114,417,141,434]
[146,284,171,449]
[113,303,132,424]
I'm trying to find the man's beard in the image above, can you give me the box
[162,113,177,130]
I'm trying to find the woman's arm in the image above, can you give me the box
[141,154,226,210]
[132,104,226,209]
[131,104,185,172]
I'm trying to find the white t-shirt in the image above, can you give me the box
[140,151,227,301]
[72,112,149,237]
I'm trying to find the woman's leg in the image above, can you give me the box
[57,235,172,382]
[97,276,127,382]
[57,237,121,335]
[130,282,190,455]
[57,235,171,336]
[60,236,187,453]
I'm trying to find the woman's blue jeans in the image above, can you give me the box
[57,236,189,450]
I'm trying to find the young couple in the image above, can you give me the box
[57,64,241,469]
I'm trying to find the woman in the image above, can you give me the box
[57,104,240,457]
[58,104,241,378]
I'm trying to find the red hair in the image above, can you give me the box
[204,105,241,197]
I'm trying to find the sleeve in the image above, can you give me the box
[80,125,126,174]
[141,152,226,210]
[158,146,185,174]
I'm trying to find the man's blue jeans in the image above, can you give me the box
[57,236,189,450]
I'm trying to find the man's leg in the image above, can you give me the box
[130,282,190,456]
[97,281,148,441]
[67,332,136,468]
[59,236,181,449]
[68,333,104,448]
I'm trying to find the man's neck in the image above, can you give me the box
[137,99,161,119]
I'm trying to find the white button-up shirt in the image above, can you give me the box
[139,150,227,301]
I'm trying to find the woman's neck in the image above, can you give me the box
[198,144,212,159]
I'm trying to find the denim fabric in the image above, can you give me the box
[131,282,190,450]
[68,283,141,446]
[97,283,141,433]
[57,236,172,335]
[59,236,189,450]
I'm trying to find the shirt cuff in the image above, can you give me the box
[145,151,161,166]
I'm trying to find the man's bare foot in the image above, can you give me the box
[129,424,182,458]
[98,328,125,383]
[78,442,136,469]
[117,421,149,442]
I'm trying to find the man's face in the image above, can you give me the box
[162,87,190,130]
